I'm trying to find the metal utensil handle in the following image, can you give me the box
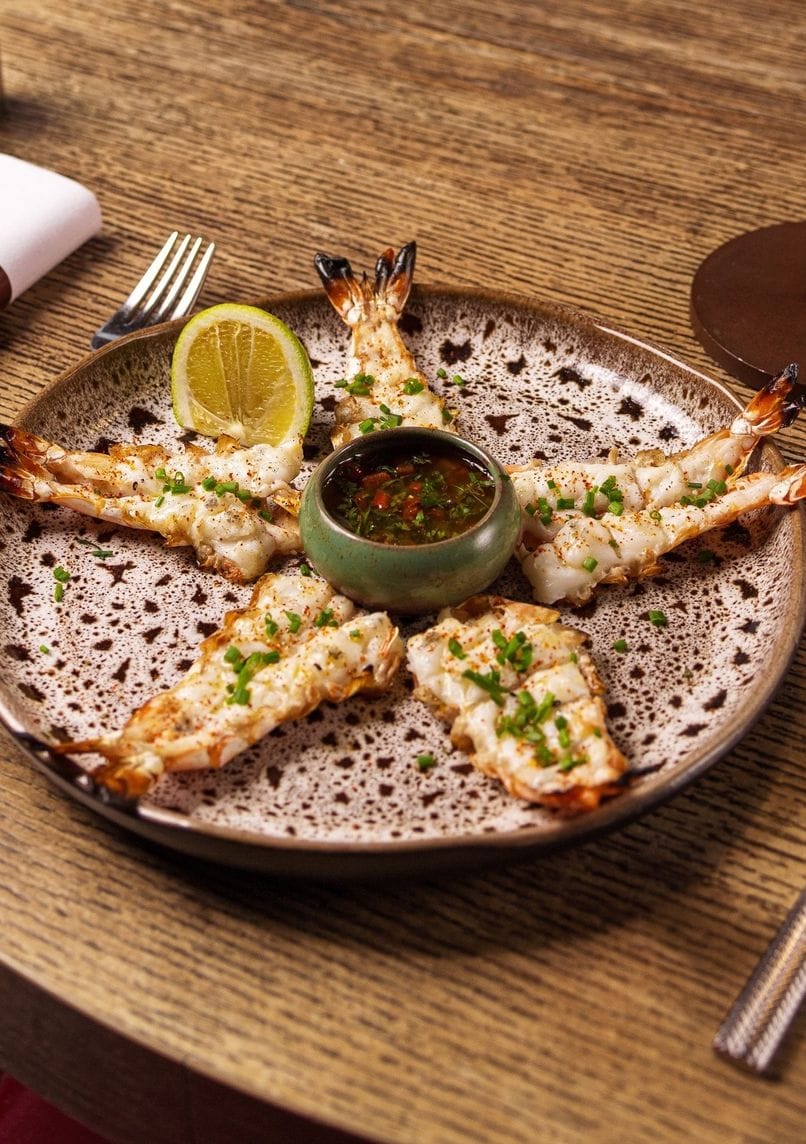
[713,889,806,1073]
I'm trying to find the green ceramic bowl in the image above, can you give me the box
[299,428,522,613]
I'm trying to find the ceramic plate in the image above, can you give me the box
[1,287,804,878]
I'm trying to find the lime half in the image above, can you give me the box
[171,303,314,446]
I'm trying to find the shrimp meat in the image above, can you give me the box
[406,595,628,810]
[0,426,303,582]
[511,364,801,544]
[519,463,806,605]
[56,572,403,798]
[314,242,455,446]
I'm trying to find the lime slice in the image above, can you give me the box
[171,303,314,446]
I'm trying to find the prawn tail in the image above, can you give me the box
[373,241,416,314]
[53,738,160,800]
[0,424,51,498]
[741,363,802,435]
[770,463,806,505]
[314,241,416,326]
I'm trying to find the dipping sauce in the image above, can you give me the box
[322,443,497,545]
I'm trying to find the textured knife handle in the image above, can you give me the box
[713,889,806,1073]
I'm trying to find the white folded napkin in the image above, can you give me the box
[0,153,102,308]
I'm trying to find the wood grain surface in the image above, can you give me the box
[0,2,804,1141]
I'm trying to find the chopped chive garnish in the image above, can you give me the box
[378,403,403,429]
[314,608,338,628]
[613,638,628,653]
[441,408,454,424]
[547,480,557,490]
[349,629,362,640]
[462,668,505,705]
[403,377,425,395]
[336,373,374,396]
[259,509,274,522]
[608,500,624,516]
[451,373,465,387]
[54,583,64,602]
[536,497,553,526]
[358,418,377,434]
[556,496,575,510]
[649,509,662,522]
[448,637,466,659]
[299,563,312,577]
[416,753,436,771]
[155,494,165,507]
[525,503,537,516]
[201,475,217,491]
[687,481,702,490]
[53,566,71,583]
[285,611,302,633]
[155,467,167,480]
[39,644,50,654]
[581,488,597,517]
[436,367,448,379]
[725,463,734,476]
[582,556,598,573]
[648,609,668,627]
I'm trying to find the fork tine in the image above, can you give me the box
[141,233,192,318]
[122,231,180,312]
[153,236,203,321]
[170,242,216,320]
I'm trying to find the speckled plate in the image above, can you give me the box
[1,287,804,878]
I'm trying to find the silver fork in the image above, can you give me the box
[90,231,215,349]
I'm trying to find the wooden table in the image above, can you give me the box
[1,3,804,1141]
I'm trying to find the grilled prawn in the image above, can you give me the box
[57,572,403,798]
[511,365,801,544]
[314,242,455,447]
[519,463,806,606]
[0,426,303,582]
[407,595,628,811]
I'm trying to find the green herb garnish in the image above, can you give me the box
[462,667,506,706]
[448,638,466,659]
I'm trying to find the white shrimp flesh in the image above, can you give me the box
[519,463,806,605]
[511,364,800,544]
[406,594,628,811]
[0,426,303,582]
[56,572,403,798]
[314,242,456,447]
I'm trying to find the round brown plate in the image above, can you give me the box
[690,221,806,388]
[1,287,804,878]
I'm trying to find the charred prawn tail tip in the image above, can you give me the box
[0,422,17,468]
[770,362,802,427]
[313,251,355,286]
[376,241,416,287]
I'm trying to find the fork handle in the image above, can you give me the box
[713,889,806,1073]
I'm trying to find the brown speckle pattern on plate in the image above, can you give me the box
[0,287,803,877]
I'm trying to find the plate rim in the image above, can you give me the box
[3,284,804,875]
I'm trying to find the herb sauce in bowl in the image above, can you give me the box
[299,428,522,613]
[323,446,496,546]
